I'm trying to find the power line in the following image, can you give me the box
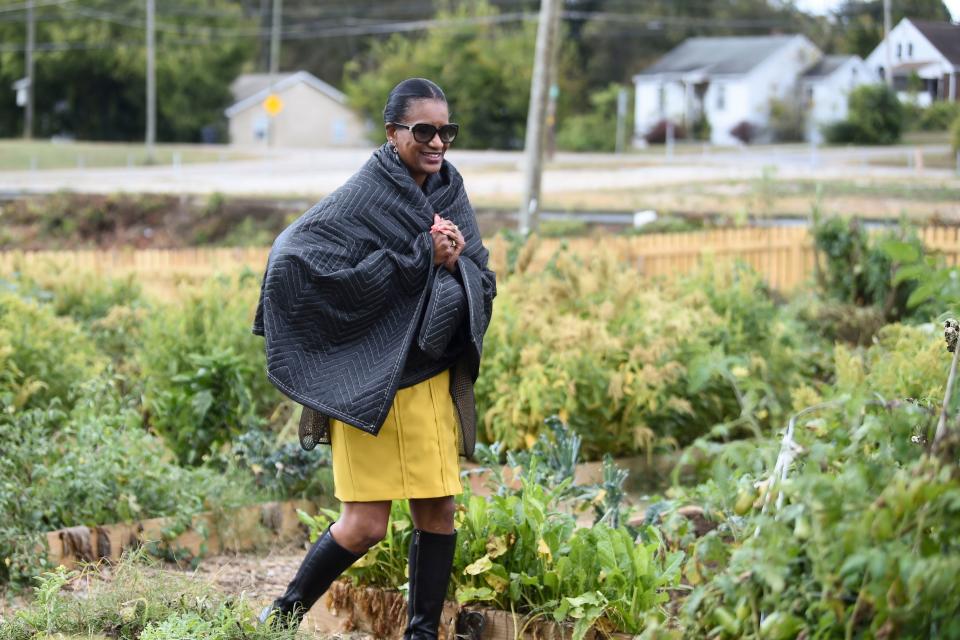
[0,0,72,13]
[51,7,535,39]
[0,10,536,52]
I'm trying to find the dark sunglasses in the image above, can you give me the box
[391,121,459,144]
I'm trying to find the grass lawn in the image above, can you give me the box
[0,140,258,171]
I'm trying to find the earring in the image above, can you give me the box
[390,142,398,154]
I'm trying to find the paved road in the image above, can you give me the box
[0,144,955,199]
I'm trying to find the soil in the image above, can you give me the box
[0,193,521,251]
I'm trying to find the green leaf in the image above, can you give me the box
[455,586,496,604]
[878,238,920,264]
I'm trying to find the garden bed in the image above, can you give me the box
[45,500,316,570]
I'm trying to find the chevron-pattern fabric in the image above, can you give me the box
[253,143,496,458]
[418,266,467,360]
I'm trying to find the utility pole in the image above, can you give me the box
[24,0,35,139]
[883,0,893,88]
[267,0,282,147]
[544,3,562,161]
[615,86,628,154]
[518,0,561,236]
[146,0,156,163]
[270,0,282,77]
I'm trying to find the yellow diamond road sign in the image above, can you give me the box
[263,93,284,117]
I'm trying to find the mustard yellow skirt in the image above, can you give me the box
[329,368,463,502]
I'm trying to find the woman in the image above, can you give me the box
[252,78,497,638]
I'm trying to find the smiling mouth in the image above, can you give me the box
[421,151,442,162]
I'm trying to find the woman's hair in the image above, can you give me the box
[383,78,446,124]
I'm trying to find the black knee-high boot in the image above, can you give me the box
[259,525,363,629]
[403,529,457,640]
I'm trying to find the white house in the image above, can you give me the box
[802,55,879,143]
[865,18,960,106]
[225,71,369,148]
[633,35,822,146]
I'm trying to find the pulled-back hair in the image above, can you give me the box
[383,78,446,124]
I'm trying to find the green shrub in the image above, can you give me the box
[3,267,147,371]
[232,426,332,500]
[691,113,711,142]
[666,324,959,639]
[811,214,922,322]
[768,98,805,142]
[918,101,960,131]
[822,119,865,144]
[137,271,283,465]
[0,287,103,413]
[556,84,631,152]
[824,85,903,145]
[0,378,260,589]
[475,246,823,457]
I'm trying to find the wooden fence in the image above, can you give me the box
[4,227,960,297]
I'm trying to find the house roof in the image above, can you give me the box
[634,35,801,78]
[803,55,855,78]
[225,71,348,118]
[909,19,960,66]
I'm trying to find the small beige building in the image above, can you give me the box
[225,71,369,148]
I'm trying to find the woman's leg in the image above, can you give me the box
[409,495,456,533]
[262,500,391,628]
[404,496,458,640]
[333,500,393,553]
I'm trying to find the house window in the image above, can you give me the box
[658,84,666,114]
[908,43,913,57]
[715,84,725,111]
[896,43,902,58]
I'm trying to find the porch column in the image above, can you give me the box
[951,71,958,102]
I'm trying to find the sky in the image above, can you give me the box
[793,0,960,20]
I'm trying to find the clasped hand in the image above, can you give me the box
[430,213,465,272]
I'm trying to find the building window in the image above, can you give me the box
[715,84,725,111]
[908,43,913,57]
[896,43,902,58]
[658,84,666,114]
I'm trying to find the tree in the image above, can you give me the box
[833,0,952,57]
[342,1,581,150]
[0,0,256,141]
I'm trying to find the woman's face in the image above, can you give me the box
[386,99,451,186]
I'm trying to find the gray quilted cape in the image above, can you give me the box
[252,143,496,457]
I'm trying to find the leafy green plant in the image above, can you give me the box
[811,212,922,323]
[0,377,261,589]
[137,271,283,465]
[0,552,296,640]
[232,427,333,500]
[477,246,824,457]
[661,322,959,639]
[0,286,103,413]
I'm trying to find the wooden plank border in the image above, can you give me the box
[44,500,316,569]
